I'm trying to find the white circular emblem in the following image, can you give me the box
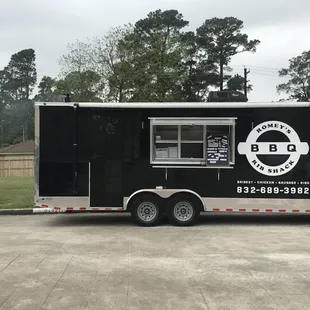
[237,121,309,176]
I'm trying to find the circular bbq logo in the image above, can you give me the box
[237,121,309,176]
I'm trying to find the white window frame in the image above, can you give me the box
[149,117,236,168]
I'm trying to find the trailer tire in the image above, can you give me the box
[168,194,200,226]
[130,194,163,226]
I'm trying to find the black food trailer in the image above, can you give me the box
[34,101,310,226]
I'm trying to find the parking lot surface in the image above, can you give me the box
[1,213,310,310]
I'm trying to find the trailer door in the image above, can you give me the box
[90,113,123,208]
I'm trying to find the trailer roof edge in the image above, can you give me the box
[34,101,310,108]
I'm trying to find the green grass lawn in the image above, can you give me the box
[0,177,34,209]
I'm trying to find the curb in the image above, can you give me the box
[0,208,62,215]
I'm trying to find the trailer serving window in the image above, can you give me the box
[149,117,236,167]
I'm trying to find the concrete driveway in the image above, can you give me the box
[0,213,310,310]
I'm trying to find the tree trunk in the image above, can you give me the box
[187,63,193,101]
[219,56,224,91]
[301,81,309,101]
[118,82,123,102]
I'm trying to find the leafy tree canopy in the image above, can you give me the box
[196,17,260,90]
[5,48,37,100]
[277,50,310,101]
[226,73,252,93]
[55,70,103,102]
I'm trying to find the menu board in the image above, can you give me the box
[155,146,178,159]
[206,134,229,166]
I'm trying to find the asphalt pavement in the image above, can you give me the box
[1,213,310,310]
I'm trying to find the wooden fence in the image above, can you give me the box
[0,154,34,177]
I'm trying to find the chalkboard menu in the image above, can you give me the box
[206,134,229,166]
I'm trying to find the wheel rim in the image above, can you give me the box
[173,201,194,222]
[137,202,158,222]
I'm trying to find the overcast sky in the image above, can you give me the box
[0,0,309,102]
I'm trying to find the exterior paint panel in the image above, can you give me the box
[34,103,310,213]
[35,195,310,214]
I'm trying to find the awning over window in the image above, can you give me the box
[149,117,237,126]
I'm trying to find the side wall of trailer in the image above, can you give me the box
[35,105,141,209]
[35,104,310,212]
[121,106,310,213]
[113,106,310,194]
[34,105,90,208]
